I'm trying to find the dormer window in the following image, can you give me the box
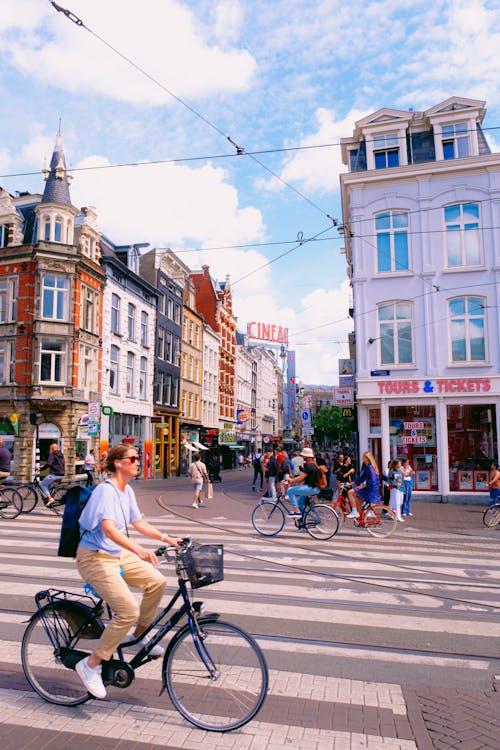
[442,122,469,160]
[373,134,399,169]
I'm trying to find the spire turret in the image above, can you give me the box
[40,132,74,208]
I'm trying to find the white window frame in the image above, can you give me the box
[42,274,69,321]
[442,122,469,160]
[373,133,400,169]
[139,356,147,399]
[0,277,18,323]
[81,286,97,332]
[140,311,148,347]
[448,296,486,364]
[444,202,482,268]
[40,338,66,383]
[126,351,135,397]
[0,340,15,384]
[0,224,8,248]
[110,345,119,394]
[127,303,136,341]
[375,210,410,273]
[79,344,98,391]
[111,294,120,334]
[377,301,414,367]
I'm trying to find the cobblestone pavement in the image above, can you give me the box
[0,470,498,749]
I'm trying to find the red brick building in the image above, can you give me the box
[0,135,105,479]
[190,266,236,443]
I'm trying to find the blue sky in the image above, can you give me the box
[1,0,499,383]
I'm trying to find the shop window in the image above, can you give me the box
[447,404,496,491]
[369,408,381,435]
[389,405,438,490]
[449,296,485,362]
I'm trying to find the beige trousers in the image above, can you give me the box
[76,547,166,661]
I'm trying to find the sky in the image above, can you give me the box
[1,0,499,384]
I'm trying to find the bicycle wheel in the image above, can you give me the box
[49,484,68,516]
[251,500,285,536]
[483,503,500,528]
[21,603,96,706]
[331,500,346,529]
[363,504,397,538]
[304,503,340,540]
[0,487,23,519]
[17,485,38,513]
[164,618,268,732]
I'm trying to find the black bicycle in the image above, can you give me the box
[0,483,23,519]
[16,475,70,515]
[21,540,268,732]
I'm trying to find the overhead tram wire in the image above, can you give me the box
[48,1,336,225]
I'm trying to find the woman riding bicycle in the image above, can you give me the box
[75,444,182,699]
[346,451,380,519]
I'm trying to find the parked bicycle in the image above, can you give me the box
[332,482,397,538]
[21,539,268,732]
[0,483,23,519]
[16,474,72,515]
[483,503,500,528]
[251,490,339,539]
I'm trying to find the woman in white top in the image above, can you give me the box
[401,458,414,516]
[187,453,209,508]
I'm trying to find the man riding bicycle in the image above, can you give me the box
[281,447,318,517]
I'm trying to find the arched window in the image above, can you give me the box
[449,297,485,362]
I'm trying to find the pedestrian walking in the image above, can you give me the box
[187,453,209,509]
[252,452,263,491]
[84,448,96,487]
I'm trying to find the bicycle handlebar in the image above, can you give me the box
[155,537,192,558]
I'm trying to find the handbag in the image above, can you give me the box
[205,481,213,500]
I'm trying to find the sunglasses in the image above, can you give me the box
[122,455,139,463]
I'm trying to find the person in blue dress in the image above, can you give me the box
[346,451,380,519]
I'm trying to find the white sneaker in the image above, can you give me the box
[346,509,359,519]
[75,656,106,699]
[138,633,165,657]
[192,502,199,509]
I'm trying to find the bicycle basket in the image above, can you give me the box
[178,544,224,589]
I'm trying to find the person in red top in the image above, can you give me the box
[487,460,500,506]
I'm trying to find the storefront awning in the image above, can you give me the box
[222,443,243,450]
[183,442,197,452]
[192,440,208,451]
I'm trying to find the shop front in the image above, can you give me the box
[360,375,498,500]
[152,414,179,478]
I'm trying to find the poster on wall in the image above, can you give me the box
[415,470,432,490]
[390,419,436,447]
[457,471,473,491]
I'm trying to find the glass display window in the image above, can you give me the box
[389,405,438,490]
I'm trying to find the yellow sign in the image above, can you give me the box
[342,408,352,418]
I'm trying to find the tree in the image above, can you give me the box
[312,406,354,448]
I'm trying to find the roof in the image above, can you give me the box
[40,134,75,209]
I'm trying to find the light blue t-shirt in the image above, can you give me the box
[78,481,142,557]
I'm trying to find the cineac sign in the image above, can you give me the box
[247,321,288,344]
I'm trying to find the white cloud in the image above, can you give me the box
[212,0,245,44]
[0,0,256,104]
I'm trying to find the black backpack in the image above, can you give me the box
[57,485,96,558]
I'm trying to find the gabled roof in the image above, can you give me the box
[425,96,486,122]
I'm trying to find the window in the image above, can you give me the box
[378,301,413,365]
[449,297,485,362]
[0,341,15,384]
[111,294,120,334]
[373,134,399,169]
[442,122,469,160]
[166,331,173,362]
[127,303,136,340]
[40,339,65,382]
[140,311,148,347]
[81,286,97,332]
[164,373,172,405]
[157,327,165,360]
[172,376,179,407]
[54,216,63,242]
[0,224,8,248]
[139,356,147,398]
[167,297,174,319]
[42,275,69,320]
[445,203,480,267]
[110,345,119,393]
[79,344,97,391]
[0,277,18,322]
[174,303,181,324]
[126,352,135,396]
[44,217,51,241]
[375,211,409,272]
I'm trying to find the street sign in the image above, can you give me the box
[342,408,352,418]
[87,422,100,436]
[370,370,390,377]
[333,387,354,406]
[88,402,100,418]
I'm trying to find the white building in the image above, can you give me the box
[235,337,254,451]
[340,96,499,500]
[100,239,157,474]
[253,347,280,449]
[202,322,220,431]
